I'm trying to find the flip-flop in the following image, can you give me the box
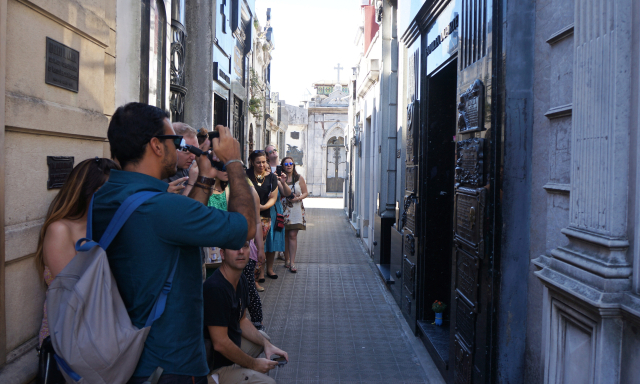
[290,265,297,273]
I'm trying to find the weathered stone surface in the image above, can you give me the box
[5,257,45,352]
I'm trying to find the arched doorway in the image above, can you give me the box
[326,136,346,192]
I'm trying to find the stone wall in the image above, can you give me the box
[0,0,122,381]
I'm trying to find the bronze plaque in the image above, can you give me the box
[290,132,300,139]
[455,298,475,347]
[405,165,417,193]
[45,38,80,93]
[454,336,473,384]
[454,190,483,247]
[458,79,484,133]
[402,255,416,296]
[406,100,419,164]
[455,138,484,187]
[455,249,479,309]
[405,199,416,233]
[47,156,74,189]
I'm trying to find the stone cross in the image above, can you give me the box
[334,63,343,83]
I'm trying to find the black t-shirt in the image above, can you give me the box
[203,269,249,371]
[246,169,278,218]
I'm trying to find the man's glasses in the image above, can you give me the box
[283,162,294,166]
[154,135,183,148]
[266,149,278,155]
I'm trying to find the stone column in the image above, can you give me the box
[535,1,635,383]
[184,0,214,129]
[553,0,633,292]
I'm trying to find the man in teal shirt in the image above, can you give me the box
[92,103,256,383]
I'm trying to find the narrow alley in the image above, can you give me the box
[257,199,444,384]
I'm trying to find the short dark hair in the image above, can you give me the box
[108,102,170,168]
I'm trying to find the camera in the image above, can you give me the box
[196,129,219,145]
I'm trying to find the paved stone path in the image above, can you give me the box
[258,200,445,384]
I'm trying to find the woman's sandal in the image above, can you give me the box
[290,265,297,273]
[284,263,291,270]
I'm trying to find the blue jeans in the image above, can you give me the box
[127,374,208,384]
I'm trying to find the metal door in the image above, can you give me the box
[449,0,499,382]
[400,48,420,333]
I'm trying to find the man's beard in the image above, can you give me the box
[160,144,178,179]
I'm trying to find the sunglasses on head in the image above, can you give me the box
[283,162,294,166]
[154,135,183,148]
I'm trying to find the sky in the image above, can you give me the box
[255,0,363,106]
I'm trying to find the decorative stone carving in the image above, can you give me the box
[458,79,484,133]
[170,20,187,122]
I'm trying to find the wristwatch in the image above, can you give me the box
[196,176,215,186]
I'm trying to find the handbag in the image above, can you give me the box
[275,213,285,231]
[36,336,65,384]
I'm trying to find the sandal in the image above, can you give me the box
[284,263,291,270]
[290,265,297,273]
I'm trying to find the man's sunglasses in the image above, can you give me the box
[283,162,294,166]
[266,149,278,155]
[154,135,183,148]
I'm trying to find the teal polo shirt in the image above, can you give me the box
[91,170,247,377]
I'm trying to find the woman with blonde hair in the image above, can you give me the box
[35,157,119,345]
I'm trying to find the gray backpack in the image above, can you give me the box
[46,191,178,383]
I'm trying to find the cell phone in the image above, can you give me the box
[271,356,287,367]
[275,165,284,175]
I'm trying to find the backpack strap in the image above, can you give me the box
[75,190,178,328]
[98,191,161,249]
[75,191,161,252]
[144,253,180,327]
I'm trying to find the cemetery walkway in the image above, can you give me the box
[257,198,445,384]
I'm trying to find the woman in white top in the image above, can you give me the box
[280,157,308,273]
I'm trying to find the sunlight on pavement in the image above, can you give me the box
[303,197,344,209]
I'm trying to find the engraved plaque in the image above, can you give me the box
[454,190,483,247]
[455,249,479,309]
[458,79,484,133]
[405,199,416,233]
[454,336,473,384]
[405,166,417,193]
[455,298,475,347]
[45,38,80,92]
[403,256,416,296]
[455,138,484,187]
[290,131,300,139]
[47,156,74,189]
[404,232,415,256]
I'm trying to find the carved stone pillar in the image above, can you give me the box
[550,0,633,293]
[535,1,635,383]
[170,0,187,122]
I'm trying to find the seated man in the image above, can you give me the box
[204,242,289,384]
